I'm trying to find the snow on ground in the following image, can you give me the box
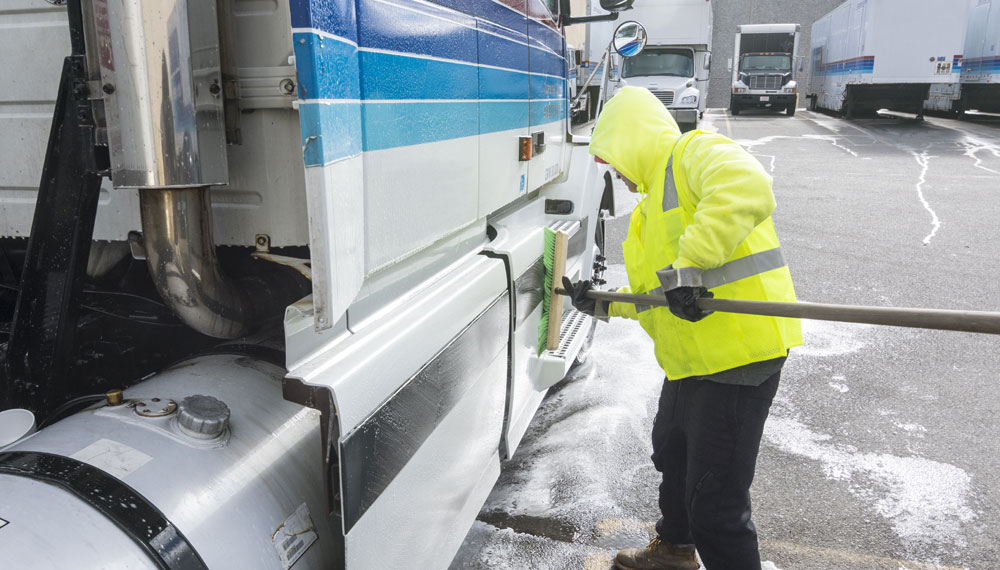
[769,320,978,561]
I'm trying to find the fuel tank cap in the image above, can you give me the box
[177,395,230,439]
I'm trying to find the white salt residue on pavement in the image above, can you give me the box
[795,319,873,357]
[828,381,849,393]
[894,423,928,439]
[959,135,1000,175]
[802,134,860,157]
[910,151,941,246]
[732,133,860,176]
[481,264,663,528]
[456,522,614,570]
[764,415,977,555]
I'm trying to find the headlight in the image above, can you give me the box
[783,87,797,93]
[733,87,746,93]
[681,95,698,104]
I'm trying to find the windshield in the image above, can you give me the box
[741,54,792,72]
[622,48,694,78]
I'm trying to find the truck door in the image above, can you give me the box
[526,0,566,191]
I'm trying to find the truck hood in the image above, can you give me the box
[621,75,693,91]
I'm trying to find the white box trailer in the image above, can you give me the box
[615,0,713,131]
[959,0,1000,113]
[730,24,801,116]
[807,0,970,117]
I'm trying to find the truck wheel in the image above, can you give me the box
[809,95,818,112]
[731,103,741,116]
[786,104,796,117]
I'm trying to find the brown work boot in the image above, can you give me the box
[614,537,699,570]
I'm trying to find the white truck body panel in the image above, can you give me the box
[963,0,1000,84]
[957,0,1000,113]
[808,0,969,113]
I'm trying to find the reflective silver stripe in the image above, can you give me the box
[662,154,678,211]
[655,247,787,292]
[661,132,696,212]
[701,247,786,288]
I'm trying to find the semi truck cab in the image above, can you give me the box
[730,24,801,116]
[619,45,704,131]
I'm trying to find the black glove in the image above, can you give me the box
[664,286,714,322]
[561,276,605,317]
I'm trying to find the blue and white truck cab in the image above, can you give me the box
[0,0,642,568]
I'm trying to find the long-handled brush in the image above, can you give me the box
[538,228,569,354]
[552,288,1000,336]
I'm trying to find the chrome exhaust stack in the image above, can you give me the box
[92,0,287,338]
[139,187,253,339]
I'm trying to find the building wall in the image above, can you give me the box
[708,0,845,107]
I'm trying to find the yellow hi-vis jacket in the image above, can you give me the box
[589,86,802,380]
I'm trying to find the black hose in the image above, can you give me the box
[37,394,106,430]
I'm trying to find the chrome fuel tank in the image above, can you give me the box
[0,354,338,569]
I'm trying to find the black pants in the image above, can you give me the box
[652,371,780,570]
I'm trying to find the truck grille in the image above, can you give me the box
[650,90,675,106]
[748,75,783,90]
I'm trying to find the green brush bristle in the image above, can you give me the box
[538,227,556,354]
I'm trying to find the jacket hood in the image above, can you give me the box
[589,86,681,193]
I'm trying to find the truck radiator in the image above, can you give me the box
[650,90,675,106]
[749,75,783,90]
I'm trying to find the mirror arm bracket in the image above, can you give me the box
[562,12,620,26]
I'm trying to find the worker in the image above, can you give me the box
[562,86,802,570]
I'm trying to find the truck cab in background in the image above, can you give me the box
[730,23,801,116]
[607,0,712,132]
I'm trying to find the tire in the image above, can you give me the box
[786,104,796,117]
[570,317,598,371]
[731,104,741,116]
[809,95,818,112]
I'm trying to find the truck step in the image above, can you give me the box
[534,309,592,389]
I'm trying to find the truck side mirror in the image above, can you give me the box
[705,53,712,70]
[727,57,733,72]
[600,0,635,12]
[613,21,647,57]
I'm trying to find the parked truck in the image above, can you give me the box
[807,0,969,118]
[612,0,713,131]
[0,0,637,568]
[730,24,801,116]
[959,0,1000,115]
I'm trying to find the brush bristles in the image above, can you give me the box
[538,227,556,354]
